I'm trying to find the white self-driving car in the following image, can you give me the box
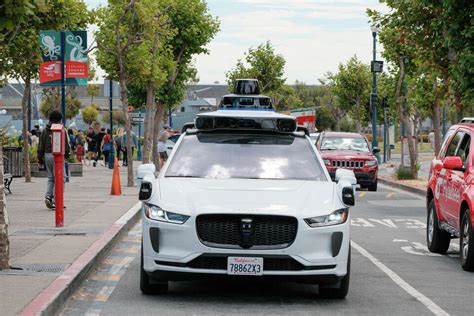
[138,109,356,299]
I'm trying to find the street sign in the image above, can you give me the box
[371,60,384,73]
[104,80,120,97]
[132,117,144,123]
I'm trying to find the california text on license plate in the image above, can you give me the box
[227,257,263,276]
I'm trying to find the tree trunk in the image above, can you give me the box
[395,56,417,178]
[142,82,154,164]
[152,103,165,169]
[21,78,31,182]
[432,77,442,155]
[0,146,10,269]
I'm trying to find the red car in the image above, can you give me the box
[427,122,474,271]
[317,132,379,191]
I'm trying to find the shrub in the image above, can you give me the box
[29,144,38,163]
[67,154,78,163]
[396,166,415,180]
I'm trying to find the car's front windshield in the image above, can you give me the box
[321,137,369,152]
[165,132,326,181]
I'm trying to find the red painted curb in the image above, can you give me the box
[18,203,141,316]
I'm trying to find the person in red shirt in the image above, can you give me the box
[100,129,114,167]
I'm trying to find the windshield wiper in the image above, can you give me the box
[166,175,203,178]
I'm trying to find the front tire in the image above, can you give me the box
[426,200,450,254]
[460,211,474,271]
[368,181,377,192]
[319,250,350,299]
[140,246,168,295]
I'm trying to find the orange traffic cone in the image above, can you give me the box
[111,157,122,196]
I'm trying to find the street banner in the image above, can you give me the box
[39,30,88,86]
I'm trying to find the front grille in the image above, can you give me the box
[196,214,297,249]
[331,160,364,168]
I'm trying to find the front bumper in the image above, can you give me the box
[142,211,350,282]
[328,168,377,185]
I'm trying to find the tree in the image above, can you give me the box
[152,0,219,167]
[0,0,90,183]
[226,41,286,94]
[331,56,371,132]
[40,94,81,120]
[96,0,176,185]
[102,110,126,126]
[0,0,41,47]
[269,85,302,111]
[0,144,9,269]
[82,104,100,125]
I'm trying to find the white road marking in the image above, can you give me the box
[351,218,375,227]
[351,241,449,316]
[400,242,442,257]
[369,218,398,228]
[393,239,408,242]
[395,219,426,229]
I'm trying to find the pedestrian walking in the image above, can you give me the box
[75,130,85,163]
[37,110,70,210]
[86,126,96,165]
[101,129,113,167]
[158,124,171,168]
[94,127,106,167]
[30,129,39,147]
[115,127,123,162]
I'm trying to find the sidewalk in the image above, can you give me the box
[378,151,434,194]
[0,161,141,316]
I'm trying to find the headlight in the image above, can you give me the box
[304,208,348,227]
[365,159,377,167]
[144,204,190,224]
[323,159,331,165]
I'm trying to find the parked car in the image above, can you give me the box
[137,109,356,298]
[426,121,474,271]
[317,132,379,191]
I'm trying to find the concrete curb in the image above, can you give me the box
[378,177,426,197]
[18,202,142,316]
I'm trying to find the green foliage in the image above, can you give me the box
[87,84,101,102]
[226,41,286,94]
[330,56,371,126]
[82,104,100,125]
[155,0,220,109]
[39,93,81,120]
[67,154,77,164]
[396,166,415,180]
[102,110,126,126]
[29,144,38,163]
[269,85,302,111]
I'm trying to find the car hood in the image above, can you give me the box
[320,150,374,160]
[155,178,338,218]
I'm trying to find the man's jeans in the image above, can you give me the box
[45,153,65,199]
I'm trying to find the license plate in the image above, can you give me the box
[227,257,263,276]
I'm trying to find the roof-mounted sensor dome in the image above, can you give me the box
[233,79,261,95]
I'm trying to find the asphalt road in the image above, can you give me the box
[61,184,472,316]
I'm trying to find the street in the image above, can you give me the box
[61,184,471,315]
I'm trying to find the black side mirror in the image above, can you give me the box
[372,147,380,154]
[342,187,355,206]
[139,182,152,201]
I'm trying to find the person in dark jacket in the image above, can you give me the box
[38,110,70,209]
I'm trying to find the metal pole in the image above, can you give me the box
[60,31,66,125]
[169,108,172,128]
[383,102,387,163]
[108,80,115,169]
[109,80,113,134]
[137,111,142,161]
[27,85,31,132]
[371,31,379,161]
[442,105,447,137]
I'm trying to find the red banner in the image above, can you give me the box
[66,61,88,78]
[40,61,62,84]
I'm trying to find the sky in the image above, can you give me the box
[85,0,388,85]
